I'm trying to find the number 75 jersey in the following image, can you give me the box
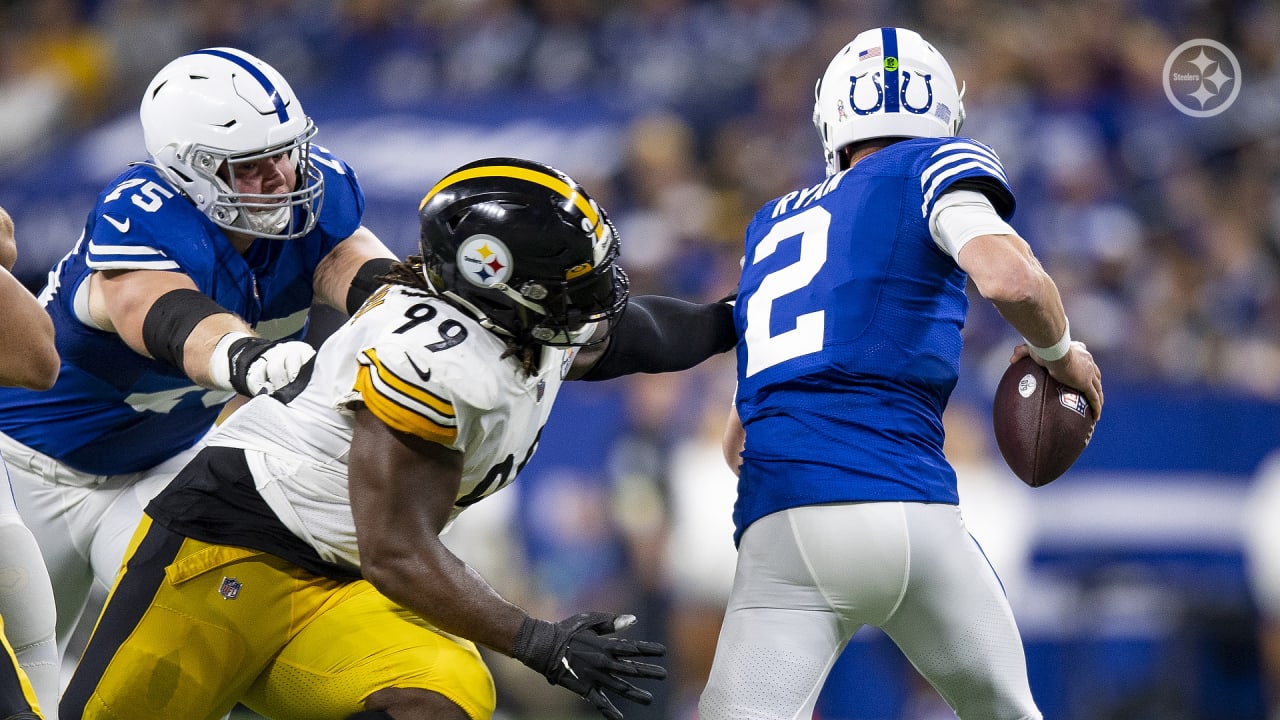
[730,137,1014,536]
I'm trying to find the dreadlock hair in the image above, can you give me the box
[382,255,541,376]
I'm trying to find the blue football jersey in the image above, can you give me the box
[731,136,1014,543]
[0,145,365,475]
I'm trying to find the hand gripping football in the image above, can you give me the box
[992,356,1096,487]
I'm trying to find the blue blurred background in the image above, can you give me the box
[2,0,1279,718]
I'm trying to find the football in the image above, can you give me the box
[992,356,1096,487]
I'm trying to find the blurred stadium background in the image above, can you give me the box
[3,0,1280,718]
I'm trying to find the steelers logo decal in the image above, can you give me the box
[457,234,513,288]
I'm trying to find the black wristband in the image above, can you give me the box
[226,335,276,396]
[141,288,230,371]
[512,616,558,675]
[581,295,738,381]
[346,257,397,315]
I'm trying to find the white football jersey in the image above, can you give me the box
[206,283,572,569]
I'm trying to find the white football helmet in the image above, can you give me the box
[813,27,966,176]
[140,47,324,240]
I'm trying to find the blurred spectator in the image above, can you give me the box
[0,0,115,166]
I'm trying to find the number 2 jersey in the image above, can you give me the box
[146,283,570,579]
[0,148,364,475]
[731,136,1014,544]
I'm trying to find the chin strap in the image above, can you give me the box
[441,290,515,338]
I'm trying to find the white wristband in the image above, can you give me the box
[208,331,252,392]
[1026,320,1071,362]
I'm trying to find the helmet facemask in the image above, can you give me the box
[161,120,323,240]
[519,233,629,346]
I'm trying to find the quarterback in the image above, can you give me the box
[703,26,1102,720]
[61,158,738,720]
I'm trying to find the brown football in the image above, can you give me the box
[991,356,1096,487]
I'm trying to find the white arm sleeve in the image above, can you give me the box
[928,189,1018,258]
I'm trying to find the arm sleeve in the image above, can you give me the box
[928,189,1018,258]
[579,295,738,381]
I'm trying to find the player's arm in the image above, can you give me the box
[348,405,527,651]
[0,204,17,271]
[937,190,1102,417]
[310,226,398,315]
[568,295,738,381]
[0,206,57,389]
[348,407,665,719]
[91,269,313,397]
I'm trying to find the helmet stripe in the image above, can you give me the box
[419,165,604,240]
[191,48,289,123]
[880,27,900,113]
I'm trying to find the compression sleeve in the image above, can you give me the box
[580,295,738,381]
[141,288,232,370]
[346,257,397,315]
[928,189,1017,258]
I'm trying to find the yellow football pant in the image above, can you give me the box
[62,516,496,720]
[0,615,41,718]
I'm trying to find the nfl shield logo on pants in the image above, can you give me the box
[219,576,243,600]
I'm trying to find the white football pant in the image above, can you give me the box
[699,502,1042,720]
[0,431,199,679]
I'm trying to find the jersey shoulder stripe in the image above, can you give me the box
[919,139,1011,218]
[86,239,179,270]
[355,348,458,445]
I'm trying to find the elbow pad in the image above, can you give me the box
[581,295,737,381]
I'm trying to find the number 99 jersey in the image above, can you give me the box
[188,283,570,573]
[731,136,1014,544]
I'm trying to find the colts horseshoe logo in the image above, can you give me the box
[848,70,936,115]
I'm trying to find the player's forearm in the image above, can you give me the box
[180,312,256,387]
[363,543,530,656]
[0,268,57,389]
[964,233,1068,349]
[0,206,17,271]
[987,272,1069,352]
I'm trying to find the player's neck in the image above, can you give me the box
[227,231,255,255]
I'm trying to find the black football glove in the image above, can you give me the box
[512,612,667,720]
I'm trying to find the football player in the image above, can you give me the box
[0,47,399,691]
[61,157,738,720]
[702,27,1103,720]
[0,203,59,719]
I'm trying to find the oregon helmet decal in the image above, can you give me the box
[418,158,629,346]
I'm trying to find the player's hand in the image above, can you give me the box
[1012,341,1103,420]
[227,336,316,397]
[513,612,667,720]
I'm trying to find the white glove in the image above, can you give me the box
[210,332,316,396]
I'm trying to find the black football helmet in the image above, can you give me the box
[418,157,629,346]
